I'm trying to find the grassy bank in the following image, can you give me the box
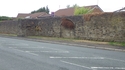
[109,42,125,47]
[0,34,124,47]
[28,36,125,47]
[0,33,17,36]
[28,36,74,41]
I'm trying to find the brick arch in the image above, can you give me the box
[60,18,75,30]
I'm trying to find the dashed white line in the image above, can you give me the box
[105,57,125,62]
[30,51,69,53]
[25,51,39,56]
[60,60,92,70]
[50,56,105,59]
[9,47,39,56]
[11,48,25,52]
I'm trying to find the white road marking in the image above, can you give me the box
[61,43,68,45]
[114,49,123,51]
[9,47,68,53]
[26,39,125,52]
[11,48,25,52]
[11,47,44,48]
[50,56,105,59]
[8,43,29,46]
[104,48,114,50]
[9,47,39,56]
[9,47,64,51]
[105,57,125,62]
[25,51,39,56]
[44,47,66,51]
[61,60,125,70]
[51,56,125,63]
[87,46,95,48]
[30,51,69,53]
[60,60,92,70]
[64,43,87,46]
[91,67,125,70]
[9,47,13,48]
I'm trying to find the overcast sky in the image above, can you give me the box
[0,0,124,17]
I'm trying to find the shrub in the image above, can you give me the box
[74,6,92,15]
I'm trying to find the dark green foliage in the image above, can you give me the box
[0,16,12,21]
[66,4,79,8]
[31,6,50,14]
[66,5,70,8]
[31,11,36,14]
[72,4,79,8]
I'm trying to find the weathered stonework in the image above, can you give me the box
[0,12,125,42]
[82,12,125,42]
[0,20,19,34]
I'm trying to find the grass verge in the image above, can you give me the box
[0,33,17,36]
[109,42,125,47]
[1,34,124,47]
[29,36,125,47]
[28,36,74,41]
[28,36,109,44]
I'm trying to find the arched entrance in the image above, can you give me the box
[60,18,75,38]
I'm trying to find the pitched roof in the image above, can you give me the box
[55,5,103,17]
[55,8,74,17]
[17,13,30,18]
[114,7,125,12]
[17,12,49,18]
[29,12,48,18]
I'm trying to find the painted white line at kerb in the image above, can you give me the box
[60,60,92,70]
[34,39,125,52]
[9,47,44,48]
[45,47,64,51]
[50,56,104,59]
[30,51,69,53]
[8,43,29,46]
[91,67,125,70]
[10,47,66,52]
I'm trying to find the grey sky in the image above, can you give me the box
[0,0,124,17]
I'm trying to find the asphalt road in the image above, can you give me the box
[0,37,125,70]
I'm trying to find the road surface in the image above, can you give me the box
[0,37,125,70]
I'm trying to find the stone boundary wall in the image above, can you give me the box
[0,12,125,42]
[0,20,19,34]
[82,12,125,42]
